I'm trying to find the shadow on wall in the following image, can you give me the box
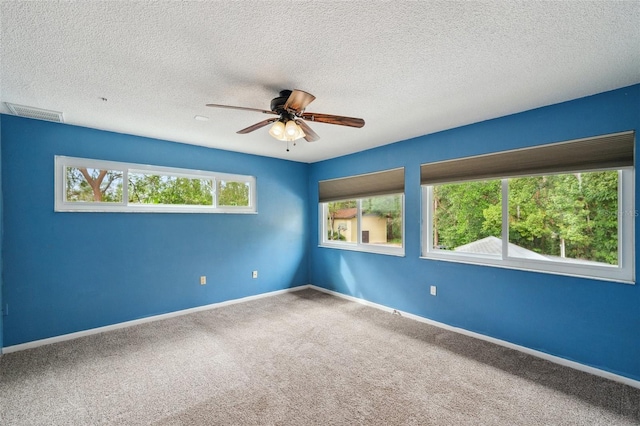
[336,252,416,311]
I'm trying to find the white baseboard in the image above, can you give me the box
[4,283,639,390]
[2,285,311,354]
[308,285,640,390]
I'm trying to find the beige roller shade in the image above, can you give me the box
[319,167,404,202]
[421,131,634,185]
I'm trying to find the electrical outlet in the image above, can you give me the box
[430,285,437,296]
[200,276,206,285]
[252,270,258,279]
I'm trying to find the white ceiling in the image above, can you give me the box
[1,1,639,163]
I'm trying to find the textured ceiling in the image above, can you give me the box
[1,1,639,163]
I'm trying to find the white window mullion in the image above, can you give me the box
[122,168,129,206]
[424,186,433,255]
[501,179,509,260]
[212,177,217,208]
[320,203,327,244]
[356,199,362,245]
[619,169,635,273]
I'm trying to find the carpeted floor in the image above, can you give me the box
[1,288,639,425]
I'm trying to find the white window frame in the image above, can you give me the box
[55,156,257,214]
[319,194,405,257]
[421,169,635,284]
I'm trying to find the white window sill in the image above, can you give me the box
[319,242,405,257]
[420,252,634,284]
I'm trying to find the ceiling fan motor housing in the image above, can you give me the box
[270,90,293,114]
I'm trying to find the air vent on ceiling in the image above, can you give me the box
[5,103,64,123]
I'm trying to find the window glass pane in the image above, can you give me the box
[361,194,402,247]
[65,167,123,203]
[432,180,502,254]
[508,171,618,265]
[326,200,357,242]
[218,180,250,207]
[128,172,213,206]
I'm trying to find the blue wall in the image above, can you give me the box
[2,85,639,382]
[309,84,640,381]
[1,115,309,347]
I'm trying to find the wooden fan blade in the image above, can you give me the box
[206,103,277,115]
[295,119,320,142]
[283,90,316,113]
[237,118,279,134]
[300,112,365,128]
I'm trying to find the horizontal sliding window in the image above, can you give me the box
[319,168,405,256]
[55,156,256,213]
[421,132,635,283]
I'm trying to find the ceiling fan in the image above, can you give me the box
[206,89,365,145]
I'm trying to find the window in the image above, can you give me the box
[55,156,256,213]
[322,194,404,255]
[421,132,635,283]
[319,168,405,256]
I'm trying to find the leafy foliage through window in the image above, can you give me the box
[433,180,502,253]
[56,156,256,213]
[508,172,618,265]
[218,180,250,207]
[128,172,213,206]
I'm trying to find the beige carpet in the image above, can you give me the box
[1,288,639,425]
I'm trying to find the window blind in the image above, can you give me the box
[319,167,404,203]
[420,131,634,185]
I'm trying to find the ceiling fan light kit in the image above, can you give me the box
[268,119,306,142]
[206,89,365,150]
